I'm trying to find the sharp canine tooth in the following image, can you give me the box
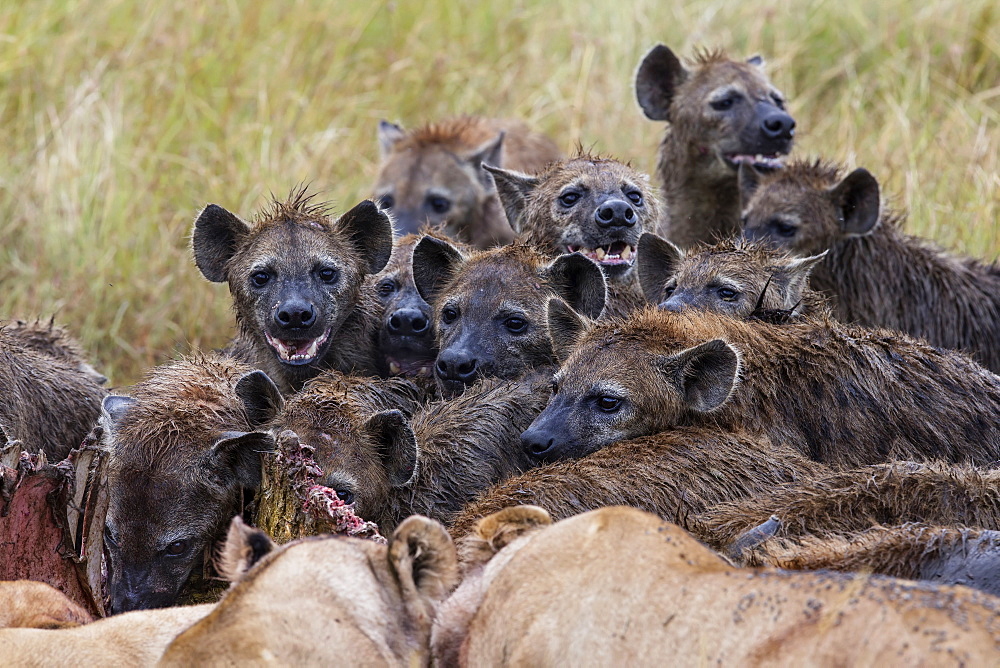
[389,361,401,374]
[622,246,633,261]
[595,247,606,261]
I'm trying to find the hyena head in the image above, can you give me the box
[739,160,883,255]
[412,239,607,398]
[636,44,795,179]
[521,303,741,462]
[487,155,663,282]
[637,233,826,317]
[192,189,392,385]
[100,359,282,614]
[373,119,510,248]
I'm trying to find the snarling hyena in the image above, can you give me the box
[100,355,283,613]
[635,45,795,248]
[636,233,827,317]
[487,154,663,318]
[739,159,1000,372]
[192,189,393,393]
[374,117,562,249]
[411,239,606,398]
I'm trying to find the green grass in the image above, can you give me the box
[2,0,998,385]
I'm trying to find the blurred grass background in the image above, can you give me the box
[1,0,997,386]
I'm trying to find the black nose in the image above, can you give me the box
[594,199,636,228]
[658,298,685,313]
[761,111,796,141]
[521,425,557,460]
[275,300,316,329]
[387,307,430,336]
[435,349,478,384]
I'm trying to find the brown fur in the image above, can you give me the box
[192,189,392,393]
[374,117,562,248]
[0,603,214,665]
[448,427,825,540]
[0,581,94,629]
[160,516,458,666]
[438,507,1000,665]
[488,154,664,318]
[100,355,282,613]
[740,159,1000,372]
[278,372,546,534]
[637,233,828,318]
[0,321,107,461]
[636,46,795,247]
[538,307,1000,468]
[412,239,605,397]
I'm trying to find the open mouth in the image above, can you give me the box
[265,328,332,365]
[567,241,635,266]
[386,355,434,378]
[724,153,786,173]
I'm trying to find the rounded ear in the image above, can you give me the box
[192,204,251,283]
[547,298,590,363]
[635,43,689,122]
[412,236,466,305]
[458,505,552,572]
[637,232,685,304]
[738,162,763,207]
[827,168,881,237]
[543,253,607,320]
[206,431,275,489]
[364,410,418,487]
[101,395,137,428]
[234,370,284,428]
[775,251,827,302]
[389,515,459,607]
[468,132,506,189]
[217,515,275,582]
[336,199,394,274]
[378,120,407,158]
[483,164,540,235]
[656,339,740,413]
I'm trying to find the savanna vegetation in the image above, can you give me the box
[1,0,998,385]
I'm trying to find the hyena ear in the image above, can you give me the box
[773,251,827,305]
[827,168,881,237]
[544,253,607,320]
[738,162,763,207]
[635,43,689,122]
[192,204,251,283]
[655,339,740,413]
[234,370,284,429]
[412,236,466,305]
[637,232,685,304]
[100,395,137,429]
[206,431,276,489]
[217,516,275,583]
[483,164,540,235]
[378,120,407,158]
[364,410,419,488]
[336,199,394,274]
[547,298,590,363]
[459,505,552,572]
[468,132,506,189]
[389,515,459,618]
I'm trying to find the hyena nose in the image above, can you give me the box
[387,307,430,337]
[436,350,478,384]
[761,111,796,141]
[595,200,636,228]
[275,300,316,329]
[521,428,556,460]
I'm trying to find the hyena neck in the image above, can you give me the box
[602,272,646,319]
[656,134,742,248]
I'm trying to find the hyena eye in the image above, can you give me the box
[165,540,188,557]
[769,220,797,238]
[558,191,581,207]
[718,287,739,302]
[376,279,397,297]
[251,271,270,287]
[335,489,355,505]
[441,307,459,324]
[427,196,451,215]
[710,96,737,111]
[663,285,676,299]
[317,267,337,284]
[378,194,395,209]
[626,191,644,206]
[771,94,786,110]
[594,396,623,413]
[504,316,528,334]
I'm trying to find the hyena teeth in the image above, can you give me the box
[595,247,606,261]
[389,361,401,375]
[621,246,633,261]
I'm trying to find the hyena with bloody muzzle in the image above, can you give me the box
[374,117,562,249]
[192,189,393,394]
[487,155,663,318]
[411,239,606,398]
[635,45,795,248]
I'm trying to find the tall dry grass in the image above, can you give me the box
[1,0,998,385]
